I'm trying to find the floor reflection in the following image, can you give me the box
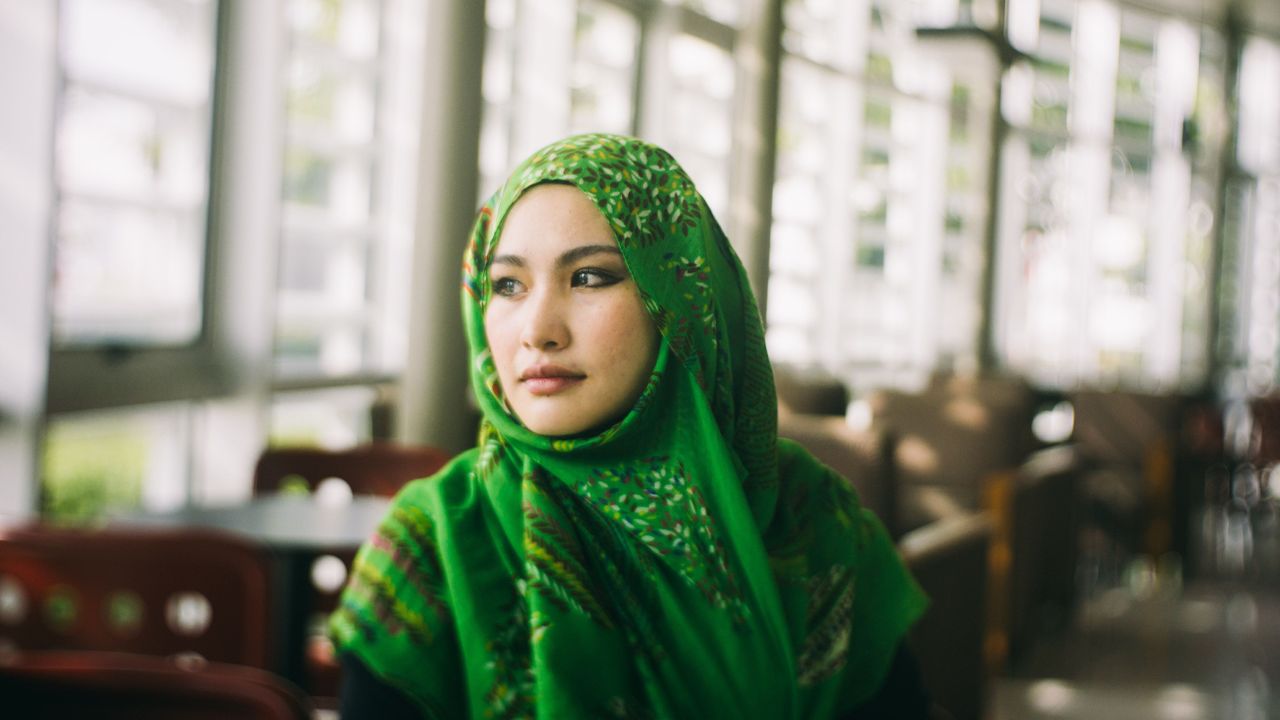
[995,560,1278,719]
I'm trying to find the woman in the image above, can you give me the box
[331,134,930,719]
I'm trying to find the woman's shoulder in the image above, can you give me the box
[774,435,867,522]
[388,446,485,512]
[775,436,829,482]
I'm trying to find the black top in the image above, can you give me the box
[339,642,932,719]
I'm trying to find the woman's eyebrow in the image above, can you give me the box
[490,244,622,270]
[556,244,622,268]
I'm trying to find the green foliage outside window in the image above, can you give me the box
[41,426,146,525]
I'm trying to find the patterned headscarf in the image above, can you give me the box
[331,134,925,719]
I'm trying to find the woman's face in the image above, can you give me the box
[484,183,660,437]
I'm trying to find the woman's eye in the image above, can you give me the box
[571,268,621,288]
[491,276,524,297]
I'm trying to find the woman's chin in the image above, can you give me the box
[515,401,628,439]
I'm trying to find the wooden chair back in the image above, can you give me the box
[0,650,311,720]
[0,526,272,668]
[253,442,452,497]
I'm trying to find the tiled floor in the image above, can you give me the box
[993,573,1279,719]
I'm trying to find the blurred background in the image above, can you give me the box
[1,0,1279,717]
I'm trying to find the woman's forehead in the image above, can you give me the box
[493,183,619,252]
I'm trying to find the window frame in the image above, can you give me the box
[46,0,283,414]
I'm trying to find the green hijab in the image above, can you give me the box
[330,134,926,719]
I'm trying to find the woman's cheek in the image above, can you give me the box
[485,311,516,378]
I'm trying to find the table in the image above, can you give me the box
[113,495,390,688]
[117,494,389,548]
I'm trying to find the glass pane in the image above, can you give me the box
[1029,1,1073,137]
[42,404,191,525]
[1238,39,1280,392]
[54,200,205,344]
[1113,11,1157,149]
[275,240,369,377]
[270,386,376,448]
[282,147,374,222]
[61,0,215,105]
[276,0,426,383]
[783,0,868,71]
[479,0,517,197]
[286,57,377,143]
[570,1,638,135]
[674,0,741,27]
[768,59,830,366]
[53,0,217,347]
[1238,37,1280,175]
[481,0,648,197]
[662,34,734,218]
[1243,179,1280,392]
[508,0,576,162]
[274,321,366,378]
[288,0,380,59]
[58,89,208,205]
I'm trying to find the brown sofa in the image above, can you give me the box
[868,373,1039,535]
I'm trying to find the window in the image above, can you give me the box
[481,0,642,200]
[40,0,428,520]
[52,0,218,346]
[1232,37,1280,393]
[41,0,224,519]
[570,0,640,136]
[479,0,733,217]
[268,0,426,452]
[42,404,192,524]
[995,0,1217,390]
[769,0,957,391]
[275,0,421,382]
[270,386,381,448]
[653,31,736,217]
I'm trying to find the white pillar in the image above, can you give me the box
[1144,20,1199,386]
[397,0,487,452]
[1067,0,1119,381]
[191,0,287,503]
[728,0,783,315]
[0,0,56,522]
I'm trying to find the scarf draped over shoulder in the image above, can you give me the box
[330,134,926,719]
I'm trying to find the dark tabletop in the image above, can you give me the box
[114,494,390,549]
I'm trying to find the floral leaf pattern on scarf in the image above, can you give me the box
[574,457,748,626]
[502,136,701,249]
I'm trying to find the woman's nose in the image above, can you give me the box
[519,288,569,350]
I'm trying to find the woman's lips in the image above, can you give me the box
[522,376,585,395]
[519,365,585,396]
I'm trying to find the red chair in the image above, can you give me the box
[253,442,452,497]
[0,650,311,720]
[252,442,452,704]
[0,526,272,668]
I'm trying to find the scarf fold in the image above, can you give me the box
[331,134,926,719]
